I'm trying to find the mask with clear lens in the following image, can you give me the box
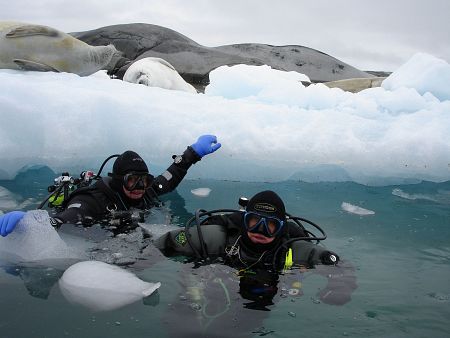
[244,212,284,238]
[123,172,154,191]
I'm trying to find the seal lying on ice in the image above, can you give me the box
[0,21,118,76]
[123,57,197,93]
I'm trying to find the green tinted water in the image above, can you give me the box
[1,177,449,337]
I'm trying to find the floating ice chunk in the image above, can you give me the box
[59,261,161,311]
[0,210,81,262]
[341,202,375,216]
[191,188,212,197]
[392,188,415,200]
[392,188,441,202]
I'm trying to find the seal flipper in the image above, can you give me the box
[6,25,60,38]
[13,59,59,72]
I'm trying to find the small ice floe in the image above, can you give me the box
[392,188,438,202]
[0,210,81,262]
[392,188,415,200]
[341,202,375,216]
[59,261,161,311]
[191,188,212,197]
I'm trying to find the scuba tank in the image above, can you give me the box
[38,154,159,230]
[44,171,96,210]
[38,154,120,211]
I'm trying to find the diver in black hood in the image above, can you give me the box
[0,135,221,234]
[157,190,357,337]
[156,190,340,270]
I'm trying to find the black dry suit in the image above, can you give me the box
[155,211,338,270]
[155,211,359,306]
[52,147,201,228]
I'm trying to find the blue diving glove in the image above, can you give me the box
[0,211,26,237]
[190,135,221,158]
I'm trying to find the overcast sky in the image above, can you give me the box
[3,0,449,71]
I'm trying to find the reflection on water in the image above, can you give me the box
[0,174,449,338]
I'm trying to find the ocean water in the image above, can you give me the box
[0,173,449,338]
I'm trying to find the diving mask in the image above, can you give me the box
[122,172,154,191]
[244,211,285,238]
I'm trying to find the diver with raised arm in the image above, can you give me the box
[0,135,221,235]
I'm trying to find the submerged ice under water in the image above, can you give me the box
[59,261,161,312]
[0,175,449,337]
[0,208,163,313]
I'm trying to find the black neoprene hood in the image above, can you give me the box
[246,190,286,220]
[113,150,149,175]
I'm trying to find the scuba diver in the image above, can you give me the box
[156,190,340,270]
[0,134,221,235]
[157,190,357,337]
[156,190,358,306]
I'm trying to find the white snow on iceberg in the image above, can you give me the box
[1,53,449,184]
[206,64,310,102]
[382,53,450,101]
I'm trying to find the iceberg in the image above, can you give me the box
[1,53,449,184]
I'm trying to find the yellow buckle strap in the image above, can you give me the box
[284,248,293,270]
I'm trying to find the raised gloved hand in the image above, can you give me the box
[320,250,340,265]
[190,135,221,158]
[0,211,26,237]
